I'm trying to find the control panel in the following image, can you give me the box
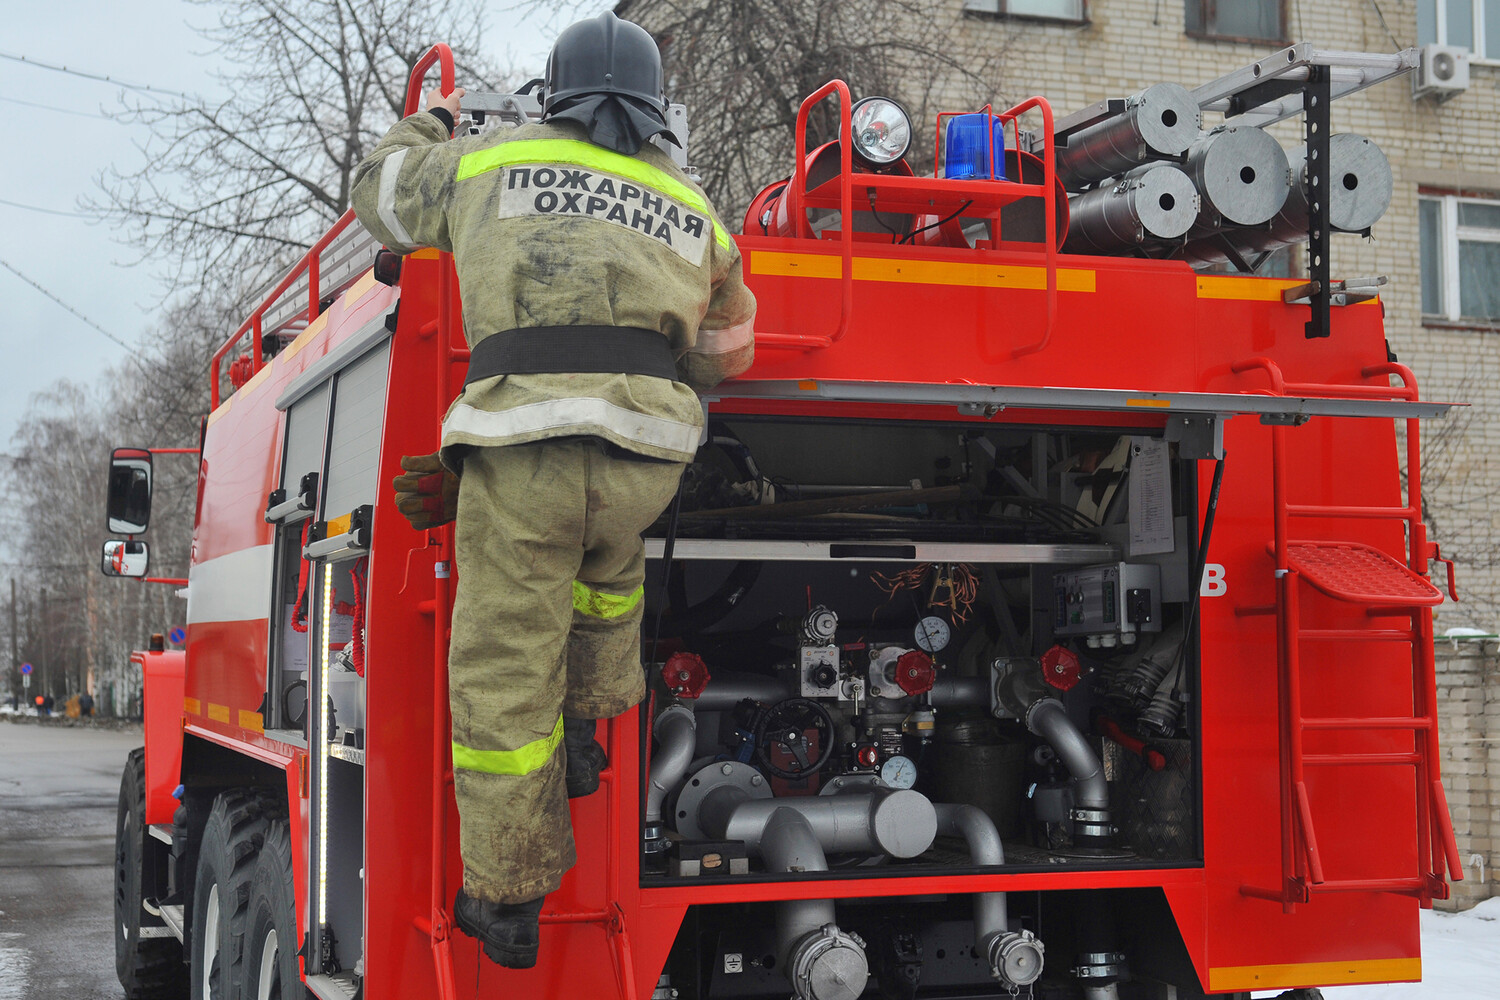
[1053,562,1162,645]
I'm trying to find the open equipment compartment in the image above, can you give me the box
[639,411,1206,891]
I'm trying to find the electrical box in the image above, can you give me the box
[1053,562,1162,645]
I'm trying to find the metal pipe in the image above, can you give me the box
[1183,133,1392,268]
[928,675,990,707]
[1184,126,1290,234]
[690,779,937,998]
[1026,698,1112,841]
[935,803,1007,928]
[690,671,793,711]
[1063,165,1200,253]
[933,804,1046,988]
[714,790,938,859]
[645,704,696,824]
[763,809,834,952]
[1054,83,1201,189]
[759,808,870,1000]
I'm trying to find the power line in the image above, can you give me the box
[0,197,93,219]
[0,94,121,121]
[0,50,198,102]
[0,258,137,353]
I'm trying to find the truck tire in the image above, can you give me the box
[190,790,277,1000]
[116,747,188,998]
[241,819,312,1000]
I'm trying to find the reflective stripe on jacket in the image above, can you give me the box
[351,114,756,463]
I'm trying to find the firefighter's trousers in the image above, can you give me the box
[448,438,684,904]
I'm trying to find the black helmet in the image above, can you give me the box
[543,11,665,118]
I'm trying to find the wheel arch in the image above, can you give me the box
[174,732,307,963]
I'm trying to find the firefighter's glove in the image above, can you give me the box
[392,453,459,530]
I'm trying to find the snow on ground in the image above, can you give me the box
[1252,897,1500,999]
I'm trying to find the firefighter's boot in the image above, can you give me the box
[563,716,607,798]
[453,889,545,969]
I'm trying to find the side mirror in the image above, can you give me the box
[107,447,153,534]
[102,539,150,578]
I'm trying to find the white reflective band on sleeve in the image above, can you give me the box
[378,147,415,247]
[690,318,755,355]
[443,399,701,455]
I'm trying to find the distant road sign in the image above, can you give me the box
[19,663,31,675]
[169,628,187,644]
[22,674,30,689]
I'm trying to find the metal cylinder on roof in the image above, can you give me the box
[1317,132,1394,233]
[1184,125,1291,235]
[1054,83,1201,190]
[1183,133,1392,268]
[1063,165,1200,254]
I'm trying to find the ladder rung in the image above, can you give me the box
[1304,752,1422,766]
[1299,629,1417,641]
[539,909,611,925]
[1286,504,1414,519]
[1302,716,1432,731]
[1310,878,1425,894]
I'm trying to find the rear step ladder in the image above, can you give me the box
[1232,359,1463,911]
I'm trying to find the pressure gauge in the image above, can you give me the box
[880,754,918,790]
[914,615,951,653]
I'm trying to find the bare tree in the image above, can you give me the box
[91,0,513,302]
[612,0,1015,214]
[4,2,535,713]
[3,381,182,714]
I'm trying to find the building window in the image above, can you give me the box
[1185,1,1286,44]
[1419,0,1500,61]
[1420,193,1500,322]
[962,0,1087,23]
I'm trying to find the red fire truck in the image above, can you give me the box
[105,43,1464,1000]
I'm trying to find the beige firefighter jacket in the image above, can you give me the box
[351,113,756,464]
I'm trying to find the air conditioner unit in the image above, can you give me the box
[1413,43,1470,100]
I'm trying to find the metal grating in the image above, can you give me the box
[1286,541,1444,606]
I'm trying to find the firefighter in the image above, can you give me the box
[350,11,755,970]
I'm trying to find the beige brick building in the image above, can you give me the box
[1434,636,1499,908]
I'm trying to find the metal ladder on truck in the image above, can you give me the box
[1233,358,1464,912]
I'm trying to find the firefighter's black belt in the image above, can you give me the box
[465,326,678,384]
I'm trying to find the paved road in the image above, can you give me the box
[0,720,142,1000]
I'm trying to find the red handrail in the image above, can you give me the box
[756,87,1061,357]
[755,80,855,351]
[208,44,456,411]
[405,44,456,117]
[209,210,357,408]
[1002,96,1059,360]
[397,41,463,1000]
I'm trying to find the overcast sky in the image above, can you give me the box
[0,0,600,457]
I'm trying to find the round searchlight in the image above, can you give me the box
[850,96,912,166]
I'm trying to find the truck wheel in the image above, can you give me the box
[241,819,311,1000]
[190,791,276,1000]
[116,747,188,998]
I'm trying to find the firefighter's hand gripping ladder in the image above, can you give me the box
[399,45,640,1000]
[754,82,1060,359]
[1232,357,1463,911]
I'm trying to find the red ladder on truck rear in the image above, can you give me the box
[1233,356,1463,911]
